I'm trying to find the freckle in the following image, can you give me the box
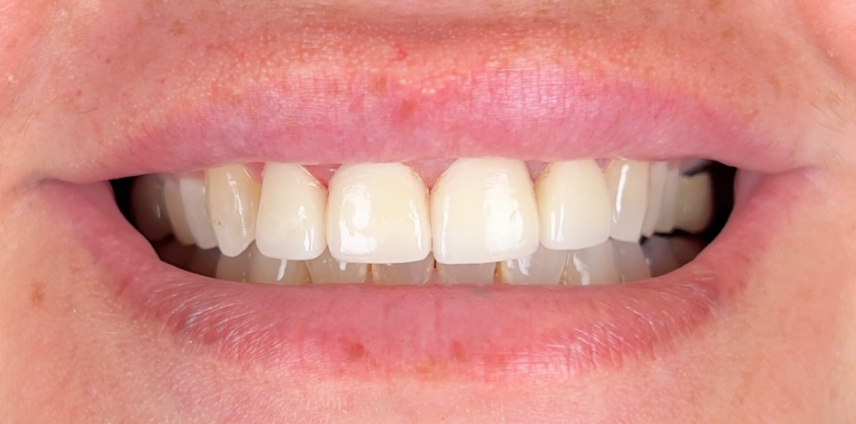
[169,20,186,36]
[709,0,722,10]
[345,342,366,361]
[30,283,45,307]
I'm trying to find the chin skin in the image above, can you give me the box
[2,1,856,423]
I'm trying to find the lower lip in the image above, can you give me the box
[45,169,804,381]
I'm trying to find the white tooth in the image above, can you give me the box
[178,177,219,249]
[372,254,435,284]
[186,248,221,278]
[436,262,496,284]
[499,245,568,285]
[605,160,650,242]
[669,237,706,265]
[674,172,714,234]
[642,236,682,277]
[215,245,254,282]
[326,163,431,264]
[612,241,652,283]
[641,162,668,237]
[561,240,621,285]
[431,158,539,264]
[206,164,261,257]
[654,164,681,233]
[535,160,611,250]
[156,239,196,268]
[256,163,328,260]
[163,177,196,246]
[131,174,172,241]
[247,244,311,285]
[306,248,368,284]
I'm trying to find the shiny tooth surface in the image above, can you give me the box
[372,254,435,285]
[156,239,196,268]
[499,245,568,285]
[326,163,431,264]
[163,177,196,246]
[186,248,221,278]
[131,174,172,241]
[306,248,368,284]
[535,160,611,250]
[562,240,621,285]
[179,177,219,249]
[612,241,652,283]
[641,162,668,237]
[431,158,539,264]
[654,164,681,233]
[247,244,311,285]
[215,245,254,282]
[674,172,714,233]
[436,262,496,284]
[256,163,328,261]
[642,236,682,277]
[605,160,650,242]
[206,164,261,257]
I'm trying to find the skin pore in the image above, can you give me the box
[1,1,855,422]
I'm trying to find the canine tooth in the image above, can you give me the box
[163,178,196,245]
[186,248,221,278]
[612,241,652,283]
[535,160,611,250]
[179,177,218,249]
[605,160,650,242]
[431,158,539,264]
[499,245,568,285]
[642,236,682,277]
[562,240,621,285]
[256,164,327,260]
[215,245,254,282]
[326,163,431,264]
[131,174,171,241]
[372,254,435,284]
[247,244,310,285]
[436,262,496,284]
[641,162,668,237]
[156,239,196,268]
[306,248,368,284]
[674,172,714,233]
[654,164,681,233]
[206,164,261,257]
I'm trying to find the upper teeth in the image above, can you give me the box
[137,157,715,284]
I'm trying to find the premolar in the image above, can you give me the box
[179,177,218,249]
[206,164,261,257]
[606,160,650,242]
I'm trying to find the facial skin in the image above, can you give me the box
[1,1,855,422]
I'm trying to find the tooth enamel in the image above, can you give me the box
[641,162,668,237]
[206,164,261,257]
[642,236,682,277]
[131,174,172,241]
[605,160,650,242]
[215,245,254,282]
[499,245,568,285]
[178,177,219,249]
[372,254,435,284]
[186,248,221,278]
[669,237,706,265]
[326,163,431,264]
[306,248,368,284]
[255,163,328,260]
[431,158,539,264]
[163,177,196,246]
[436,262,496,284]
[247,244,311,285]
[156,239,196,268]
[674,172,714,233]
[561,240,621,285]
[612,241,652,283]
[535,160,611,250]
[654,164,681,233]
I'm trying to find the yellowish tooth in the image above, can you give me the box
[654,164,680,233]
[499,245,568,285]
[206,164,261,257]
[669,237,706,265]
[215,245,254,282]
[256,163,328,260]
[179,177,219,249]
[163,177,196,246]
[131,174,172,241]
[535,160,611,250]
[641,161,668,237]
[186,248,221,278]
[642,236,681,277]
[562,240,621,285]
[247,244,310,285]
[306,248,368,284]
[605,160,650,242]
[436,262,496,284]
[674,172,714,234]
[372,254,435,285]
[431,158,539,264]
[612,241,652,283]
